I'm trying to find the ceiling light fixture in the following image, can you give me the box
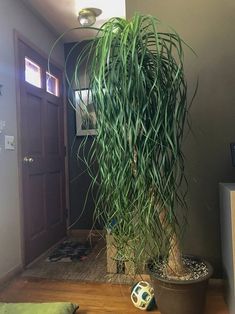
[78,8,102,27]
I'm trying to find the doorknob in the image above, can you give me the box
[23,156,34,163]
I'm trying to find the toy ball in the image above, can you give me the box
[131,281,155,311]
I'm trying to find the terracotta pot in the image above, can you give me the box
[148,257,213,314]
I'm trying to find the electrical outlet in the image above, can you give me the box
[5,135,15,150]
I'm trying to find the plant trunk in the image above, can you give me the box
[159,209,187,279]
[166,234,186,278]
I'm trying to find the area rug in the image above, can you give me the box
[21,239,140,285]
[46,240,91,262]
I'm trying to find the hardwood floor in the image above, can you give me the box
[0,277,228,314]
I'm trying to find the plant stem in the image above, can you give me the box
[159,209,186,279]
[167,234,185,278]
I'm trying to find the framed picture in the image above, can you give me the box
[75,89,97,136]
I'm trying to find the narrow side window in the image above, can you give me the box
[46,72,59,96]
[25,57,41,88]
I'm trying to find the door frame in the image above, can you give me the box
[14,30,69,266]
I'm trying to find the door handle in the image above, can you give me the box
[23,156,34,163]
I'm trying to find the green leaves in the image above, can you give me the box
[68,14,193,268]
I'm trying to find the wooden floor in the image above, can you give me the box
[0,277,228,314]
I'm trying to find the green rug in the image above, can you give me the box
[0,302,78,313]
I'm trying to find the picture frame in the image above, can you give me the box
[75,89,97,136]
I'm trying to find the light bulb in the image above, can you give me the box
[78,8,102,27]
[78,9,96,26]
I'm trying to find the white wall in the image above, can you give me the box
[0,0,64,279]
[126,0,235,274]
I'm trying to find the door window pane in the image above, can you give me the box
[25,58,41,88]
[46,72,59,96]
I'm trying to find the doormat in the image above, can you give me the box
[46,239,91,262]
[22,239,141,284]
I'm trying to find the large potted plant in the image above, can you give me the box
[63,14,213,314]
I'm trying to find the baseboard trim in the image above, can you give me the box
[0,264,23,287]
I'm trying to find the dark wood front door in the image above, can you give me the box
[17,38,66,265]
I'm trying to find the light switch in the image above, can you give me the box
[0,120,5,133]
[230,143,235,167]
[5,135,15,150]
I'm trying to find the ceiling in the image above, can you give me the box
[23,0,126,42]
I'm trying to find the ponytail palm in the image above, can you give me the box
[69,14,193,278]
